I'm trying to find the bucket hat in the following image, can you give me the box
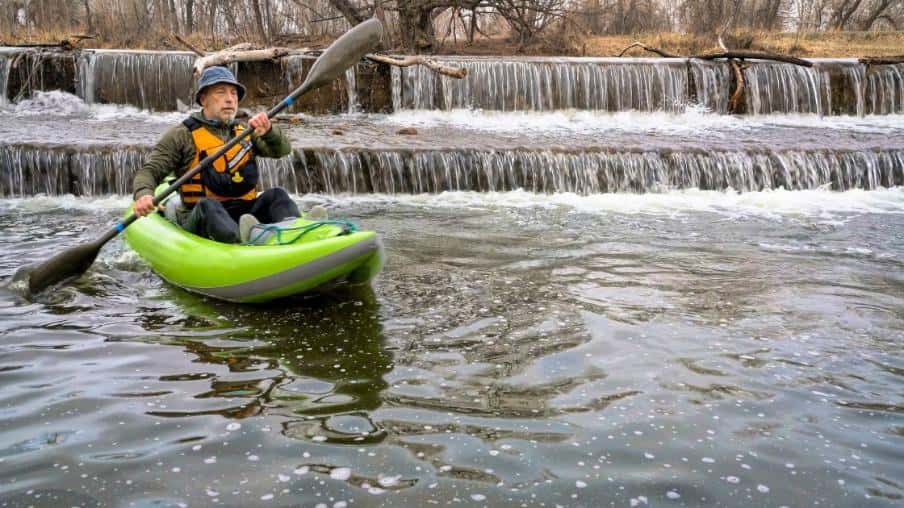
[195,66,246,105]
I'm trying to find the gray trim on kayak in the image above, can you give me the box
[186,237,379,301]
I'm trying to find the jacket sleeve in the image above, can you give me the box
[132,126,191,200]
[252,124,292,159]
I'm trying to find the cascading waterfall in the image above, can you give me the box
[77,50,96,104]
[306,149,903,194]
[0,49,77,103]
[0,145,299,198]
[77,50,196,110]
[744,62,830,115]
[391,56,903,115]
[282,54,350,113]
[71,149,151,196]
[282,55,308,102]
[688,60,731,113]
[391,65,402,112]
[2,144,900,197]
[842,64,866,116]
[345,67,359,113]
[0,49,13,105]
[0,145,149,197]
[257,157,300,195]
[0,145,77,196]
[864,63,904,115]
[1,49,902,204]
[743,60,903,115]
[1,46,900,115]
[394,58,691,112]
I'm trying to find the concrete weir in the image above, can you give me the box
[1,47,393,113]
[0,47,901,115]
[2,143,902,198]
[1,110,902,197]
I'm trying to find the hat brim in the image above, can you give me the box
[195,80,247,105]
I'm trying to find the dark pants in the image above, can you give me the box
[180,188,300,243]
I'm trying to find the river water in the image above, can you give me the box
[1,188,903,507]
[1,86,903,506]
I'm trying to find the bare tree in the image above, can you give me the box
[2,0,901,51]
[858,0,897,29]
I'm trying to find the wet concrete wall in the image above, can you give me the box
[3,143,902,197]
[1,49,78,102]
[1,47,901,115]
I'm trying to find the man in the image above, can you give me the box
[132,66,299,243]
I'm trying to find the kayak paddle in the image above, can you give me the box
[19,18,383,295]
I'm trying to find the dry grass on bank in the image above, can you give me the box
[4,28,902,58]
[0,29,327,52]
[440,31,904,58]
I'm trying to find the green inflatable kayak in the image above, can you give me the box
[124,188,382,303]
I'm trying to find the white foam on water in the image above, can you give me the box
[10,90,92,116]
[4,188,903,221]
[381,108,904,135]
[315,187,904,220]
[0,194,131,213]
[5,90,184,123]
[382,107,743,134]
[91,103,185,124]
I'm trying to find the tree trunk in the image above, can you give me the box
[859,0,894,30]
[398,4,437,52]
[83,0,93,33]
[223,1,237,35]
[185,0,194,32]
[328,0,366,24]
[264,0,275,40]
[763,0,782,29]
[168,0,180,33]
[251,0,267,42]
[830,0,864,29]
[208,0,217,42]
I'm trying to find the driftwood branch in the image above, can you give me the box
[365,54,468,79]
[174,34,205,57]
[223,42,256,52]
[192,48,294,76]
[617,42,679,58]
[1,40,72,49]
[859,56,904,65]
[188,46,467,80]
[0,34,95,50]
[695,51,812,67]
[617,41,812,67]
[728,60,746,113]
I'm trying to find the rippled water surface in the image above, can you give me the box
[1,190,903,507]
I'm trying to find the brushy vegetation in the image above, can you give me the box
[1,0,902,56]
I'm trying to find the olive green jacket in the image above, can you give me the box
[132,112,292,200]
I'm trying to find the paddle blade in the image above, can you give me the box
[22,237,104,293]
[299,18,383,94]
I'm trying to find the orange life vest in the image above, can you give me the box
[179,117,259,207]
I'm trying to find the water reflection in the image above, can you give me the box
[1,194,903,506]
[133,287,393,436]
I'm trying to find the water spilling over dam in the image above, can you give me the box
[1,47,902,115]
[1,99,901,197]
[392,56,903,115]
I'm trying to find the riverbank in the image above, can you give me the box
[4,30,903,58]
